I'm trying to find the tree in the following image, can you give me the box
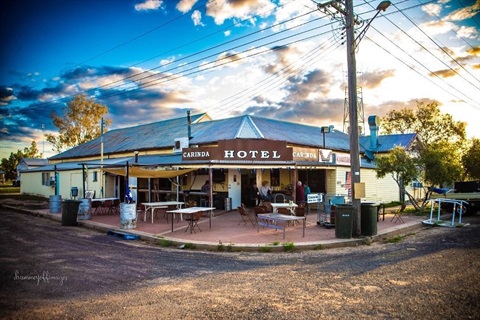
[382,101,466,147]
[382,101,467,187]
[375,146,420,211]
[0,141,42,181]
[45,94,110,152]
[462,138,480,180]
[419,141,463,187]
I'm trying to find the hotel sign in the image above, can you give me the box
[182,139,292,162]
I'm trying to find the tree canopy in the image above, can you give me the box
[381,101,468,187]
[45,94,110,152]
[0,141,42,181]
[462,138,480,180]
[381,101,466,147]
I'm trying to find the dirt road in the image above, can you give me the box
[1,208,479,319]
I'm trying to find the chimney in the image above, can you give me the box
[368,115,380,150]
[187,110,192,140]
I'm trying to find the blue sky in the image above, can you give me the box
[1,0,479,159]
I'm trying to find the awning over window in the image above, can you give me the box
[103,167,194,178]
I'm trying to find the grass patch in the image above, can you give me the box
[313,244,325,250]
[260,245,271,252]
[0,186,21,194]
[282,242,295,251]
[386,235,404,243]
[386,232,415,243]
[157,239,173,247]
[271,241,280,246]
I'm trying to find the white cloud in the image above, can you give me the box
[224,30,231,37]
[445,1,480,21]
[456,25,478,39]
[192,10,205,26]
[177,0,197,13]
[422,3,442,17]
[206,0,276,25]
[134,0,163,11]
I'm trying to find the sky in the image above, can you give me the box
[0,0,479,159]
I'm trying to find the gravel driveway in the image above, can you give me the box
[1,208,479,320]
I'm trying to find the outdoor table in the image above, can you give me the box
[166,207,215,233]
[257,213,306,239]
[142,201,184,223]
[270,202,298,214]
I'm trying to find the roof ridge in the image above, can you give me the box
[234,115,264,139]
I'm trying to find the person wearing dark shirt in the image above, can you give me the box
[296,181,305,205]
[201,180,210,193]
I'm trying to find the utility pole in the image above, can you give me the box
[100,118,104,198]
[318,0,390,236]
[343,0,360,236]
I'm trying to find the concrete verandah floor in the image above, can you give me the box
[84,206,422,247]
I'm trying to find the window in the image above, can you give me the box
[41,172,51,186]
[92,171,98,182]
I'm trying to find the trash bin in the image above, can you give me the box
[224,197,232,211]
[334,204,354,239]
[62,200,81,226]
[361,202,379,236]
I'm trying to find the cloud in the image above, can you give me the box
[206,0,276,25]
[466,46,480,56]
[177,0,198,13]
[430,68,457,78]
[224,30,231,37]
[191,10,205,26]
[134,0,163,11]
[0,86,15,105]
[444,1,480,21]
[422,3,442,16]
[361,70,395,89]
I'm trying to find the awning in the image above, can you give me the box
[103,167,194,178]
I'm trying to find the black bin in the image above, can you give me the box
[361,202,379,236]
[62,200,81,226]
[334,204,354,239]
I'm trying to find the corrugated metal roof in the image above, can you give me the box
[360,133,417,152]
[50,113,206,160]
[49,113,415,161]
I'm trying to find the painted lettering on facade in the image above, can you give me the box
[292,147,318,162]
[335,153,351,166]
[181,139,292,162]
[224,150,281,159]
[183,150,210,158]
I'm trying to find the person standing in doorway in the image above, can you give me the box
[296,181,305,205]
[304,181,311,202]
[251,183,261,207]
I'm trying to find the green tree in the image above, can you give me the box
[375,146,420,211]
[45,94,110,152]
[462,138,480,180]
[419,141,463,187]
[0,141,42,181]
[382,101,466,147]
[382,101,467,187]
